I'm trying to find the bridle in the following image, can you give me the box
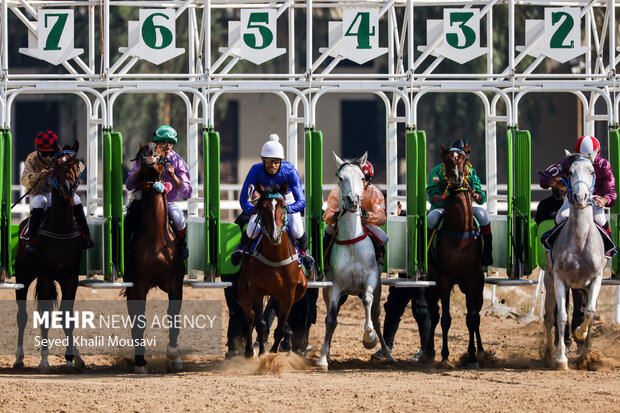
[255,193,289,240]
[336,164,364,213]
[45,149,81,199]
[564,157,595,205]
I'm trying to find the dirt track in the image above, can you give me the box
[0,270,618,412]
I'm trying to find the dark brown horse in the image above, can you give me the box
[238,184,307,358]
[424,143,485,368]
[124,142,185,373]
[14,141,85,372]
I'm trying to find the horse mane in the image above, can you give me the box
[566,152,587,164]
[257,185,287,205]
[335,157,364,174]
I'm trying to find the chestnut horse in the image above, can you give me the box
[424,143,485,368]
[238,184,307,358]
[14,142,85,372]
[124,143,185,373]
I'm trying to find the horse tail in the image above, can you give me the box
[34,277,58,309]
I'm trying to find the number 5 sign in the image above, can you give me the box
[120,9,185,65]
[19,9,84,65]
[419,9,487,65]
[517,7,588,64]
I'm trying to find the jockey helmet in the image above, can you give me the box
[153,125,178,144]
[575,135,600,160]
[35,130,59,152]
[361,161,374,180]
[449,139,470,154]
[261,134,285,159]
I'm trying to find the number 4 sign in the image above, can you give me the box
[19,9,84,65]
[120,9,185,65]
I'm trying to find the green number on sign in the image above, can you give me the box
[550,11,575,49]
[44,13,69,51]
[446,12,476,49]
[142,13,173,50]
[344,12,375,49]
[244,12,273,50]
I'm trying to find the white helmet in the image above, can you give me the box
[261,134,285,159]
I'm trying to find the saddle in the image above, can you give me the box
[323,225,384,271]
[244,232,303,268]
[19,212,80,241]
[541,220,616,258]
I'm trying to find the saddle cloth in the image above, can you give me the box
[541,220,616,258]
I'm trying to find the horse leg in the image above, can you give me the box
[543,270,556,365]
[254,299,267,355]
[439,291,452,365]
[36,275,56,374]
[316,286,343,369]
[371,285,396,363]
[270,296,293,353]
[465,286,483,369]
[14,278,33,369]
[575,275,602,344]
[423,286,439,362]
[361,284,378,349]
[59,279,84,368]
[553,276,569,370]
[166,283,183,372]
[238,278,257,359]
[126,287,148,373]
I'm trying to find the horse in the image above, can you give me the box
[316,152,394,369]
[13,141,85,373]
[124,142,185,373]
[543,151,606,370]
[424,143,485,369]
[237,184,308,358]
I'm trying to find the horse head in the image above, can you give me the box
[565,150,595,209]
[256,184,289,244]
[333,151,367,213]
[134,142,166,182]
[440,143,470,189]
[50,140,81,198]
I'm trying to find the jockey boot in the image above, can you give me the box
[231,232,251,266]
[295,233,315,271]
[174,227,189,259]
[25,207,44,253]
[73,204,95,250]
[603,222,611,235]
[481,231,493,267]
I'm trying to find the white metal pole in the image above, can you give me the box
[508,0,514,79]
[407,0,413,73]
[306,0,312,77]
[609,0,616,71]
[205,0,211,74]
[104,0,110,76]
[615,285,620,323]
[89,4,95,72]
[2,0,8,73]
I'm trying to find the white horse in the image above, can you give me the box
[316,152,395,369]
[543,151,606,369]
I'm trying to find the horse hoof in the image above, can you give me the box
[574,328,587,341]
[169,357,183,372]
[468,362,480,370]
[166,344,180,360]
[13,361,24,370]
[362,331,378,349]
[74,356,86,369]
[316,357,329,370]
[438,359,453,369]
[134,365,148,374]
[555,360,569,370]
[65,360,75,368]
[418,351,435,364]
[38,361,51,374]
[244,350,254,359]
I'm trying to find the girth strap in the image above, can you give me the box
[334,227,369,245]
[38,229,81,240]
[251,250,299,267]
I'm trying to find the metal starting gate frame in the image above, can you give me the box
[1,0,620,321]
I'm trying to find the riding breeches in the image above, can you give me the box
[555,197,606,226]
[246,211,304,239]
[29,192,81,211]
[168,202,186,231]
[427,206,490,229]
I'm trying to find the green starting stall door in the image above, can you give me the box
[507,128,536,277]
[610,128,620,277]
[305,129,324,274]
[0,130,12,280]
[406,129,427,277]
[102,130,124,281]
[203,130,225,277]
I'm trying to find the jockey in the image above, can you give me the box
[322,159,388,264]
[125,125,192,259]
[426,139,493,266]
[231,134,314,270]
[539,135,616,229]
[20,130,94,252]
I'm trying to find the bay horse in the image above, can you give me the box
[14,141,85,373]
[316,152,394,369]
[237,184,307,358]
[124,142,185,373]
[424,143,485,368]
[543,152,606,369]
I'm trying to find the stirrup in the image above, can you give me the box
[82,237,95,250]
[301,254,314,271]
[25,238,37,253]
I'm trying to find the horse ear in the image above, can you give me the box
[53,142,61,155]
[333,151,344,169]
[72,139,79,154]
[440,144,447,152]
[280,183,288,196]
[358,152,368,168]
[564,149,572,158]
[257,184,266,194]
[463,144,470,154]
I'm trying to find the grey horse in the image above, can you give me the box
[543,151,606,369]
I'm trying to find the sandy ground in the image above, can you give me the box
[0,269,618,412]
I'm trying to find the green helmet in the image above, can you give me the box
[153,125,178,143]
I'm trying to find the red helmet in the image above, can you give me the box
[575,135,600,160]
[35,130,59,152]
[361,161,374,179]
